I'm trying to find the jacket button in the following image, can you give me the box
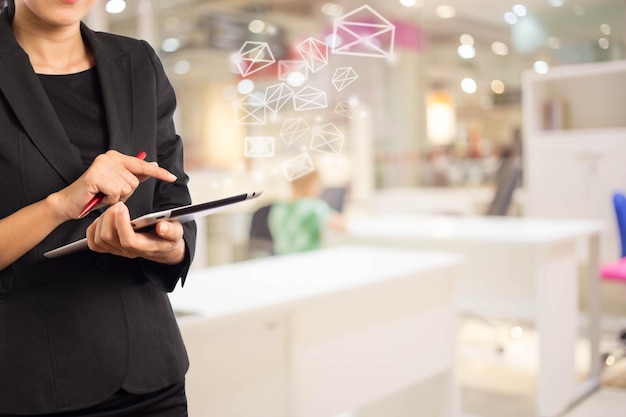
[95,257,110,271]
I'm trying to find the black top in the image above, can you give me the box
[38,67,109,169]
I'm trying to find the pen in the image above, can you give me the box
[78,151,148,218]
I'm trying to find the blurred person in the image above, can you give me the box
[268,170,344,255]
[0,0,196,415]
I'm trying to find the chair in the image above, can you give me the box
[321,186,348,213]
[599,191,626,365]
[485,155,522,216]
[248,204,274,258]
[612,191,626,258]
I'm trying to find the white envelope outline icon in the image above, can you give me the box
[296,37,329,73]
[265,83,294,113]
[236,41,276,77]
[331,5,396,59]
[281,153,316,182]
[310,123,344,156]
[245,136,275,158]
[293,86,327,111]
[278,60,309,81]
[335,101,355,119]
[332,67,359,91]
[234,94,266,125]
[280,118,310,146]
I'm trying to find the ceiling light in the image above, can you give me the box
[504,12,518,24]
[248,19,266,34]
[491,80,505,94]
[461,77,477,94]
[400,0,424,6]
[174,60,191,75]
[598,38,610,50]
[161,38,181,53]
[105,0,126,14]
[491,41,509,56]
[513,4,527,17]
[436,5,456,19]
[549,0,564,6]
[321,2,343,17]
[286,72,307,87]
[460,34,474,46]
[237,79,255,95]
[533,60,549,74]
[601,24,611,35]
[457,45,476,59]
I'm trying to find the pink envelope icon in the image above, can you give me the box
[332,5,396,59]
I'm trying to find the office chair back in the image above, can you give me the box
[248,204,274,257]
[613,191,626,258]
[486,157,522,216]
[321,186,348,213]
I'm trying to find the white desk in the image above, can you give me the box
[168,246,463,417]
[324,213,605,417]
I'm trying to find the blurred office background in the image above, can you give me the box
[87,1,626,416]
[88,0,624,262]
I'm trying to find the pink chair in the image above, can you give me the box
[600,258,626,283]
[599,192,626,363]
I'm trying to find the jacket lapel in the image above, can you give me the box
[0,14,137,186]
[0,13,84,184]
[81,23,135,157]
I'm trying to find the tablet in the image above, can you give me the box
[44,190,263,258]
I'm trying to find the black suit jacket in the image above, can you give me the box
[0,12,197,414]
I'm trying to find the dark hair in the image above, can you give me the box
[1,0,14,22]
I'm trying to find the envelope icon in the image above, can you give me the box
[332,67,359,91]
[235,41,276,77]
[280,118,310,146]
[245,136,275,158]
[310,123,344,156]
[281,152,316,182]
[335,101,355,119]
[331,5,396,59]
[234,94,266,125]
[278,60,309,81]
[296,37,329,73]
[265,83,294,113]
[293,86,327,111]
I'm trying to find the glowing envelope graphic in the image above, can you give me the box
[265,83,295,113]
[293,86,328,111]
[331,5,396,59]
[235,41,276,77]
[310,123,345,156]
[244,136,275,158]
[281,152,316,182]
[332,67,359,91]
[234,94,266,125]
[296,37,329,73]
[280,118,311,146]
[335,101,356,118]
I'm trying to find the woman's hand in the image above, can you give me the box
[86,202,186,265]
[49,150,177,222]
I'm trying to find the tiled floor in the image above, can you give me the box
[457,317,626,417]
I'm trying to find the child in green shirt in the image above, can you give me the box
[268,170,344,255]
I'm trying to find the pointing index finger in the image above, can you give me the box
[128,154,177,183]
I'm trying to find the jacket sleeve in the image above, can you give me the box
[138,40,197,292]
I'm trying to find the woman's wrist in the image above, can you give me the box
[45,192,72,224]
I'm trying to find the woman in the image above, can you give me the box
[0,0,196,415]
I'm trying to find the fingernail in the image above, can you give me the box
[160,222,169,233]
